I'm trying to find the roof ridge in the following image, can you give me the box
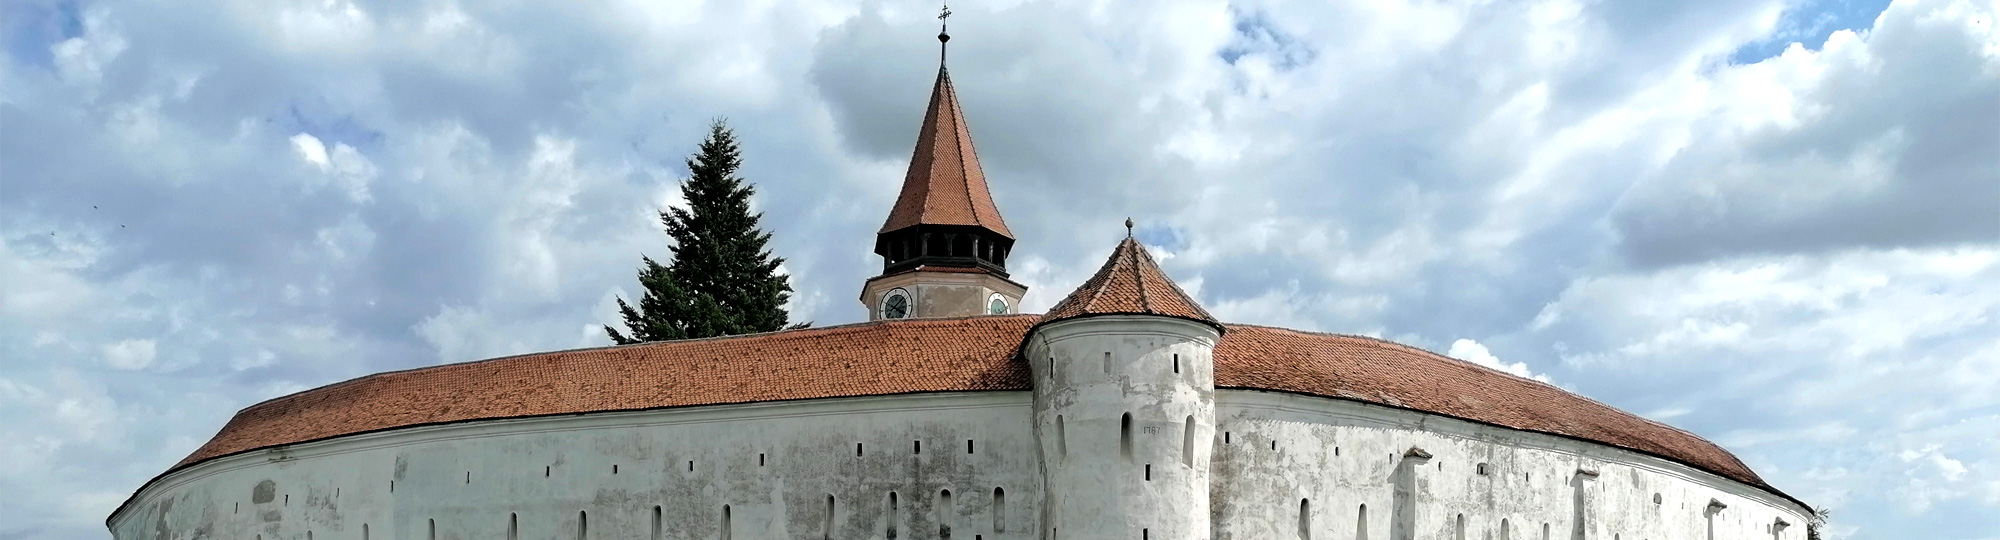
[1129,239,1155,313]
[943,70,982,230]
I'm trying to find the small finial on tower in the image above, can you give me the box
[1125,218,1135,237]
[938,3,953,64]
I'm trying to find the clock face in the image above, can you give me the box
[988,295,1008,315]
[883,289,911,319]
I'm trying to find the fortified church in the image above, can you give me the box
[111,20,1811,540]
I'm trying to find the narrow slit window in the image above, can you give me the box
[992,488,1006,533]
[968,439,975,454]
[579,511,589,540]
[364,524,371,540]
[760,453,766,466]
[427,519,436,540]
[1120,413,1133,460]
[652,507,662,540]
[938,489,954,538]
[1103,352,1112,374]
[1145,464,1152,481]
[1182,415,1196,467]
[1299,499,1311,540]
[857,443,864,457]
[823,495,835,540]
[688,461,694,472]
[914,440,922,455]
[721,505,732,540]
[509,514,519,540]
[887,492,900,540]
[1057,415,1068,462]
[1356,505,1367,540]
[1173,354,1180,374]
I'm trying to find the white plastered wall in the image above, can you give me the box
[1208,391,1812,540]
[110,393,1043,540]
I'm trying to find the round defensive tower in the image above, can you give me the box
[1024,236,1226,540]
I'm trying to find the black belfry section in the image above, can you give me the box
[875,223,1015,276]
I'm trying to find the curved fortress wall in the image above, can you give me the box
[112,392,1042,540]
[112,325,1809,540]
[1212,391,1806,540]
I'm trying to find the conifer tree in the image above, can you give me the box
[606,120,799,344]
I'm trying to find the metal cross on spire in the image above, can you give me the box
[938,2,952,64]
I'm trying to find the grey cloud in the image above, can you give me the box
[1612,1,2000,268]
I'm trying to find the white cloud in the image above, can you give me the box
[290,132,330,168]
[50,7,127,89]
[1446,338,1551,383]
[99,339,155,370]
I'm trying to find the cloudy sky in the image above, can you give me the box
[2,0,1997,537]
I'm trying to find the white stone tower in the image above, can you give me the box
[860,22,1026,321]
[1025,233,1226,540]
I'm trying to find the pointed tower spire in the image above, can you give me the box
[876,66,1012,238]
[861,18,1026,321]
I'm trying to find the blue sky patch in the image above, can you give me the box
[3,1,83,71]
[1729,0,1892,63]
[1218,7,1316,71]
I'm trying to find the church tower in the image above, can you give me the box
[861,18,1027,321]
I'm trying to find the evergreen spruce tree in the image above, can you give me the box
[606,120,800,344]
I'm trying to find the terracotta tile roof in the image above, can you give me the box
[1040,237,1219,328]
[879,67,1013,238]
[170,315,1038,469]
[1212,324,1782,498]
[139,319,1799,513]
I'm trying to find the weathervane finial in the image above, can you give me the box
[938,3,953,64]
[1125,218,1135,237]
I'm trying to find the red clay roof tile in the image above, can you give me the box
[1040,237,1219,327]
[879,67,1013,238]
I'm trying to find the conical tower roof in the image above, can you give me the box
[879,67,1013,238]
[1040,235,1219,329]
